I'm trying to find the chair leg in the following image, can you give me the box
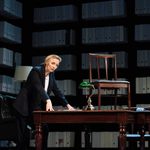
[128,84,131,109]
[98,87,101,110]
[114,89,117,110]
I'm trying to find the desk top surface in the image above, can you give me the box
[33,109,135,113]
[33,110,136,124]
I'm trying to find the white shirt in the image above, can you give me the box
[45,75,49,92]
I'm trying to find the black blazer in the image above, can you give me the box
[13,64,69,116]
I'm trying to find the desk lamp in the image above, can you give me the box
[79,81,95,110]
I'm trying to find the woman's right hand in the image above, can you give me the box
[46,99,54,111]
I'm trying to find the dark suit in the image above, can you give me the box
[13,64,69,150]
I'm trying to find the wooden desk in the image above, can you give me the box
[33,110,134,150]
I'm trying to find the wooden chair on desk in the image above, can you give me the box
[88,53,131,110]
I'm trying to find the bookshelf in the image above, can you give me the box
[0,0,23,148]
[1,0,150,149]
[0,0,23,96]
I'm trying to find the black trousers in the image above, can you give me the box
[14,111,49,150]
[15,113,30,150]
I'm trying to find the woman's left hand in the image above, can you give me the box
[66,104,76,111]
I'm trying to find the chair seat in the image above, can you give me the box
[91,80,130,89]
[92,79,130,84]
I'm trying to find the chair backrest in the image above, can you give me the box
[89,53,117,82]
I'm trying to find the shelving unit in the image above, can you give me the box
[0,0,23,148]
[0,0,23,95]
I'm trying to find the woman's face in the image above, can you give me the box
[46,58,60,74]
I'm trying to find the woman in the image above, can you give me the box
[13,54,75,150]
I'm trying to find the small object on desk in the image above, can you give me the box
[79,81,95,110]
[136,107,145,112]
[79,81,92,87]
[84,97,95,110]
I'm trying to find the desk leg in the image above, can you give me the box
[139,125,145,150]
[118,124,126,150]
[35,124,42,150]
[84,126,92,149]
[148,124,150,148]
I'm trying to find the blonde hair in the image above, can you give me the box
[44,54,62,65]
